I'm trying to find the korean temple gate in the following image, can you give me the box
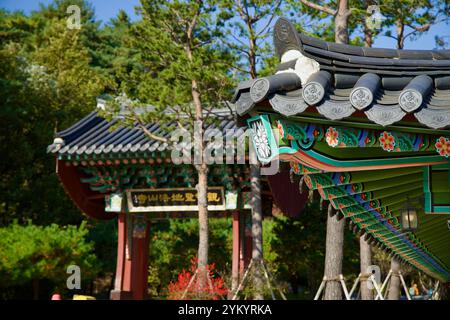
[232,18,450,291]
[47,108,307,299]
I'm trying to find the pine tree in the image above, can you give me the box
[101,0,235,292]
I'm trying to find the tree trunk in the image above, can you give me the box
[323,209,345,300]
[335,0,350,44]
[363,0,374,48]
[197,163,209,287]
[189,47,209,289]
[396,20,405,49]
[33,279,39,300]
[363,25,373,48]
[192,77,208,287]
[360,236,373,300]
[250,147,264,300]
[320,0,350,301]
[388,257,401,300]
[245,20,264,299]
[360,4,376,300]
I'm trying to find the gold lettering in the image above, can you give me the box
[171,193,185,202]
[207,192,220,203]
[137,194,147,205]
[185,192,196,202]
[159,193,170,202]
[148,194,158,202]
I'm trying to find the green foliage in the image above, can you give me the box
[100,0,236,132]
[0,2,108,226]
[0,221,99,288]
[377,0,448,48]
[218,0,283,79]
[286,0,374,45]
[265,201,359,299]
[85,219,118,275]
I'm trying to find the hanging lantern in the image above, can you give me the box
[400,198,418,232]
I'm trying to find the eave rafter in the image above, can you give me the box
[245,112,450,281]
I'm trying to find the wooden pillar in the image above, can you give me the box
[111,213,150,300]
[131,219,150,300]
[110,212,132,300]
[231,211,241,295]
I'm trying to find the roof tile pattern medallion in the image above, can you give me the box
[232,18,450,129]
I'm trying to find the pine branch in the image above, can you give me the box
[256,1,282,38]
[300,0,337,16]
[124,106,168,143]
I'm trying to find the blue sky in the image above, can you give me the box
[1,0,449,50]
[1,0,141,23]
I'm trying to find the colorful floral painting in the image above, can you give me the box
[379,131,395,152]
[435,136,450,158]
[251,120,271,159]
[325,127,339,147]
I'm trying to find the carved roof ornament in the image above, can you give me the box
[398,75,433,113]
[365,104,406,126]
[302,71,331,105]
[250,78,270,103]
[349,73,380,110]
[269,93,308,116]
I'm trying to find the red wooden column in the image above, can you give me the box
[110,213,150,300]
[231,211,241,294]
[110,212,132,299]
[130,219,151,300]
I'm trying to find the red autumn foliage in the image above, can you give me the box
[167,257,228,300]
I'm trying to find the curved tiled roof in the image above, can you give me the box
[233,18,450,130]
[47,109,244,159]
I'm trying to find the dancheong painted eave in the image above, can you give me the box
[232,17,450,283]
[231,18,450,130]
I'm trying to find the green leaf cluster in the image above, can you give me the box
[0,221,99,288]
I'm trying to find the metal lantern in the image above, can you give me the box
[400,199,418,232]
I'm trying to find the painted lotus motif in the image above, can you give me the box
[251,120,271,159]
[435,136,450,158]
[325,127,339,147]
[379,131,395,152]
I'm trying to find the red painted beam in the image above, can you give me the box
[56,159,115,220]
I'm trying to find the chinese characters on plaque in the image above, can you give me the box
[126,187,226,212]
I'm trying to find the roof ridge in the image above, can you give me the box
[273,17,450,62]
